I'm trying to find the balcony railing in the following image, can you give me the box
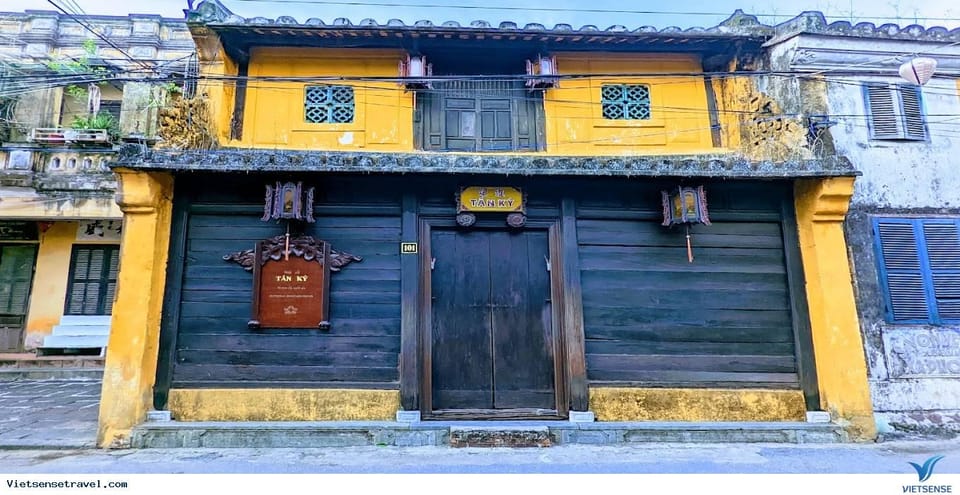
[28,128,111,145]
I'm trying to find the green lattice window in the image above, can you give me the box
[304,85,355,124]
[601,84,651,120]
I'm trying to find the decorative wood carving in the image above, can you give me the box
[261,182,315,223]
[223,236,363,272]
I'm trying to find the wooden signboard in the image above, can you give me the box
[458,187,524,213]
[0,221,38,241]
[248,236,331,330]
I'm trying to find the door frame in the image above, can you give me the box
[418,216,569,419]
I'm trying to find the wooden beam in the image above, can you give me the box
[399,193,420,411]
[781,195,821,411]
[229,57,249,141]
[560,198,589,411]
[153,181,190,411]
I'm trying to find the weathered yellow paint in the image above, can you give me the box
[0,191,120,219]
[711,73,747,150]
[168,389,399,421]
[589,388,806,422]
[21,222,72,349]
[97,169,174,448]
[544,53,715,155]
[191,30,237,144]
[795,177,876,441]
[239,47,413,151]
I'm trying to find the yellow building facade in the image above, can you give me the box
[97,1,875,447]
[0,11,193,354]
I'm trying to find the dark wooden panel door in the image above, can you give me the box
[430,228,556,412]
[0,244,37,352]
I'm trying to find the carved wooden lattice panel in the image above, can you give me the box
[601,84,650,120]
[304,85,355,124]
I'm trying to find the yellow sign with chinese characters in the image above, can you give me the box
[458,187,524,213]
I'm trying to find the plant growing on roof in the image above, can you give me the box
[45,40,110,104]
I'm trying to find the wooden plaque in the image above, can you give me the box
[249,237,331,330]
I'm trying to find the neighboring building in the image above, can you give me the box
[0,10,193,353]
[765,14,960,434]
[98,0,879,447]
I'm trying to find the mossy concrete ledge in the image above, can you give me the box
[167,389,399,421]
[589,388,807,422]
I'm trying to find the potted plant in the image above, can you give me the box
[66,111,120,144]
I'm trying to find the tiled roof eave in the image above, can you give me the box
[112,148,859,179]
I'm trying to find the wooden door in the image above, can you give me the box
[428,228,558,416]
[0,244,37,352]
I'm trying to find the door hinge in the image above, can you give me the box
[431,257,436,270]
[545,255,551,272]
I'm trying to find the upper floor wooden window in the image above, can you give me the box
[874,217,960,324]
[601,84,651,120]
[304,85,354,124]
[416,81,544,152]
[863,83,926,141]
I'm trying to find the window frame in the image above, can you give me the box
[873,217,960,325]
[862,82,928,141]
[303,84,356,124]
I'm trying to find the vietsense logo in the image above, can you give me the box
[903,456,952,494]
[911,456,946,483]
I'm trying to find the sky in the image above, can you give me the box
[3,0,960,30]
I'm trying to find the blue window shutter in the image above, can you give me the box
[864,84,900,139]
[874,218,930,322]
[922,220,960,321]
[899,84,927,141]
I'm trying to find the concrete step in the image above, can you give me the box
[49,325,110,336]
[130,421,846,448]
[38,335,108,349]
[59,315,111,326]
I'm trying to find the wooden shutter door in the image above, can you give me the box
[65,245,120,315]
[900,85,927,140]
[0,245,37,352]
[876,221,930,321]
[865,84,900,139]
[923,221,960,320]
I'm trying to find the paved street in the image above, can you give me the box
[0,440,958,474]
[1,380,959,475]
[0,380,100,449]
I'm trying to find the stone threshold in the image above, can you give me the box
[131,420,846,448]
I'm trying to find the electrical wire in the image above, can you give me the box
[44,0,156,72]
[227,0,960,23]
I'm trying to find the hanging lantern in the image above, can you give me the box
[661,185,711,263]
[898,57,937,86]
[261,181,315,223]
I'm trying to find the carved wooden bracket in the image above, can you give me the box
[222,235,363,272]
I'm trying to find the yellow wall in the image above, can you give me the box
[795,178,876,441]
[589,388,806,422]
[236,47,413,151]
[544,53,715,155]
[168,389,399,421]
[98,169,174,448]
[221,48,716,155]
